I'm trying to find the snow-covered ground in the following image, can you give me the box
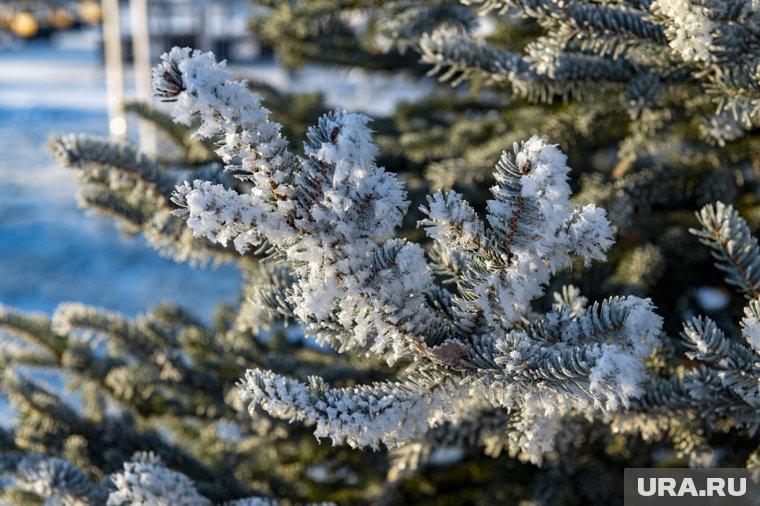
[0,41,242,319]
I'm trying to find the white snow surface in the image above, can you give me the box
[0,42,241,319]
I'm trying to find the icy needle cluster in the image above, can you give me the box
[413,0,760,142]
[108,453,211,506]
[153,48,663,463]
[611,202,760,464]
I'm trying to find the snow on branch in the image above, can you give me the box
[239,369,447,450]
[154,47,662,462]
[633,310,760,435]
[107,453,211,506]
[153,47,297,185]
[651,0,716,63]
[624,203,760,441]
[10,455,106,504]
[49,133,236,266]
[158,48,454,361]
[741,299,760,353]
[469,297,662,411]
[424,0,760,141]
[692,201,760,299]
[421,136,614,326]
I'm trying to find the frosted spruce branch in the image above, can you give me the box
[0,302,232,420]
[123,100,217,165]
[419,27,635,101]
[108,452,211,506]
[420,137,614,326]
[418,0,760,141]
[153,48,663,460]
[158,48,457,361]
[615,202,760,453]
[1,454,108,504]
[692,202,760,299]
[1,298,381,502]
[464,0,667,44]
[49,134,238,265]
[1,451,332,506]
[0,369,223,492]
[629,303,760,436]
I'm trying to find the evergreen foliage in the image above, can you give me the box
[1,0,760,503]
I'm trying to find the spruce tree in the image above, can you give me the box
[1,1,760,504]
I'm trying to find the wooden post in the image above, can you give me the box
[129,0,156,156]
[198,0,213,53]
[101,0,126,139]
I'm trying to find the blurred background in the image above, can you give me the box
[0,0,427,321]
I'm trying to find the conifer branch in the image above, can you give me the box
[692,202,760,299]
[48,134,238,265]
[155,48,664,460]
